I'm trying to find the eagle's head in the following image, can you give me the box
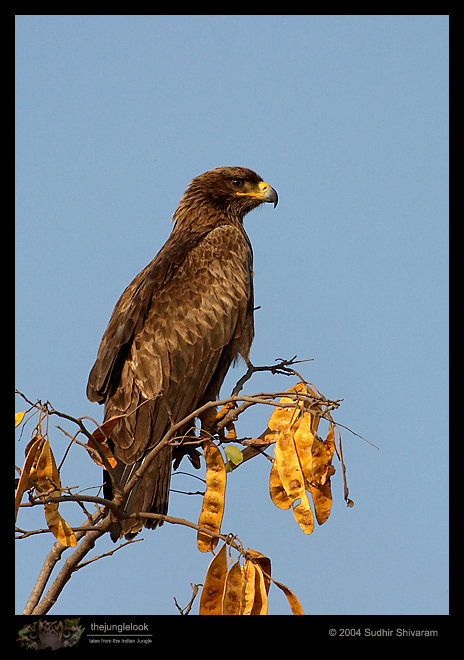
[173,166,278,225]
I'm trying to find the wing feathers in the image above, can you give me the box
[88,223,253,465]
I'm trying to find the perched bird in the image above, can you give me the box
[87,166,278,540]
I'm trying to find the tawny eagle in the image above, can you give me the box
[87,166,278,540]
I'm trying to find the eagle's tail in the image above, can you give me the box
[103,446,172,542]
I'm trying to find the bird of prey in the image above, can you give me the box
[87,166,278,540]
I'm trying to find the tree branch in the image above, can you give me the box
[16,356,350,615]
[21,507,107,614]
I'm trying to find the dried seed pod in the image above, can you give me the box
[250,563,268,615]
[269,458,292,510]
[240,560,257,615]
[274,430,305,502]
[199,543,228,615]
[197,439,226,552]
[222,560,243,615]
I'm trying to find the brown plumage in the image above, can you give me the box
[87,166,278,540]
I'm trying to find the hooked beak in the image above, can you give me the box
[236,180,278,207]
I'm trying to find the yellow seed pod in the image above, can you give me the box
[197,439,226,552]
[199,543,228,615]
[274,431,305,502]
[309,480,333,525]
[240,560,257,615]
[293,412,315,482]
[291,490,314,535]
[222,560,243,615]
[309,423,335,524]
[324,423,336,464]
[268,401,300,432]
[269,458,292,509]
[250,563,268,615]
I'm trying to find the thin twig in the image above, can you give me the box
[15,357,356,615]
[174,583,201,615]
[74,539,143,571]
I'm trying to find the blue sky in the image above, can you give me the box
[15,15,448,616]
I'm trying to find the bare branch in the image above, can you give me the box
[74,538,143,571]
[23,512,114,615]
[174,583,201,615]
[16,358,353,615]
[21,507,107,614]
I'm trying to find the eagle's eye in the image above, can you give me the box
[231,178,244,188]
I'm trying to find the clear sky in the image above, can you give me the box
[15,15,448,616]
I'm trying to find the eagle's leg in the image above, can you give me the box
[199,402,237,440]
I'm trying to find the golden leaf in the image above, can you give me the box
[32,439,61,490]
[15,435,44,520]
[15,411,26,428]
[91,415,124,444]
[44,504,77,547]
[28,440,77,546]
[85,416,122,468]
[85,439,117,469]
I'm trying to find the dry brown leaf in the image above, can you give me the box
[28,440,77,547]
[85,438,117,469]
[32,439,61,488]
[91,415,125,444]
[197,440,226,552]
[199,543,228,615]
[85,416,121,468]
[44,504,77,547]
